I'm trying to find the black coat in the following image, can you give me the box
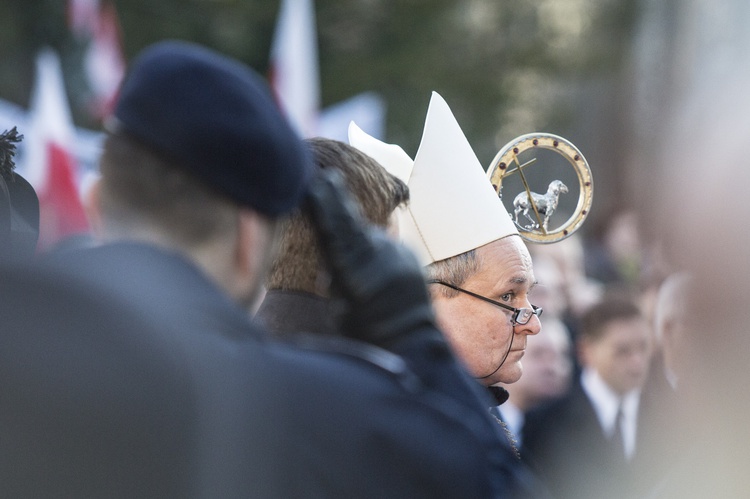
[522,376,666,499]
[18,242,543,498]
[259,289,551,498]
[523,379,629,499]
[0,260,199,498]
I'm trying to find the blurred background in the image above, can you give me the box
[0,0,695,247]
[3,1,750,495]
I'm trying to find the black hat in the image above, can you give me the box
[0,127,39,260]
[109,40,312,217]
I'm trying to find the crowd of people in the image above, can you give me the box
[1,38,744,498]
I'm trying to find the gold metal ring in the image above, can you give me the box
[487,132,593,244]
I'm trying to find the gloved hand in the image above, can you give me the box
[304,168,439,349]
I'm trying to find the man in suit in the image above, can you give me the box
[24,40,524,497]
[522,293,655,499]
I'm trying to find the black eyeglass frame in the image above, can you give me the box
[427,280,542,326]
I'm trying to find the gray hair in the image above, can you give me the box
[653,272,692,343]
[425,249,481,298]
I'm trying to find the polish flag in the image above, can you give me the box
[269,0,320,138]
[68,0,126,121]
[24,49,89,250]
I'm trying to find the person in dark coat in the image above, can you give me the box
[522,293,659,499]
[0,262,199,498]
[28,40,521,498]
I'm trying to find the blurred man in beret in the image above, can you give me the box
[26,40,521,497]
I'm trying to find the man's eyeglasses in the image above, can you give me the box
[427,280,542,326]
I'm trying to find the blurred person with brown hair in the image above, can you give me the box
[522,292,659,498]
[256,137,408,335]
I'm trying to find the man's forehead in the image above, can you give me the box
[475,261,536,292]
[474,238,534,284]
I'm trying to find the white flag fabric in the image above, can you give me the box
[269,0,321,138]
[319,92,386,142]
[25,49,89,250]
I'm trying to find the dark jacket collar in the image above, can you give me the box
[256,289,339,337]
[488,385,510,405]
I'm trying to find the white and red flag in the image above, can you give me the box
[24,49,89,250]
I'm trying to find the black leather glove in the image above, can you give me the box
[304,168,439,349]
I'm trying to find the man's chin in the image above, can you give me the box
[498,363,523,385]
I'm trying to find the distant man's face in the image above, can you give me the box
[581,316,652,395]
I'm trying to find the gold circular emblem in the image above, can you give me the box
[487,133,593,244]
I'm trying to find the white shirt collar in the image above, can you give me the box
[580,368,641,459]
[497,401,525,445]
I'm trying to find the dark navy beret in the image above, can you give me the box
[110,40,312,216]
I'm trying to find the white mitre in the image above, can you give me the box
[349,91,517,266]
[348,122,413,184]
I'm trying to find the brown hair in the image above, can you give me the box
[265,137,408,294]
[579,291,644,342]
[97,132,238,248]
